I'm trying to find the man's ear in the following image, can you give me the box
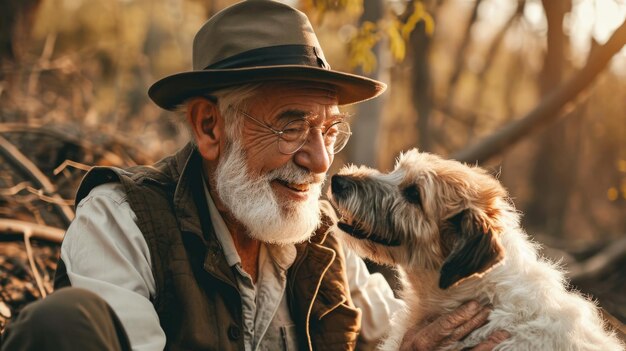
[438,209,504,290]
[186,97,222,161]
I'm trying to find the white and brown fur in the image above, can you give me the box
[328,149,623,351]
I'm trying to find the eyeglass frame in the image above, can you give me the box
[237,109,352,155]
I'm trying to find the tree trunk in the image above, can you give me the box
[0,0,41,68]
[410,18,433,151]
[526,0,573,236]
[350,0,385,167]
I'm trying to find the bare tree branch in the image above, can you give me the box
[452,19,626,164]
[446,0,483,96]
[476,0,525,82]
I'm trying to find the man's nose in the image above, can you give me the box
[293,129,332,174]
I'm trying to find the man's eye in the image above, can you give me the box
[284,125,307,134]
[324,127,338,142]
[325,125,339,136]
[281,120,308,140]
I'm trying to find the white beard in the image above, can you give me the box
[214,139,323,245]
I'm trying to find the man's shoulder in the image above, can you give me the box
[76,161,177,204]
[77,182,128,208]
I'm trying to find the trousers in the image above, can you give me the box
[0,288,132,351]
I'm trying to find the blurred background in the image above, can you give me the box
[1,0,625,337]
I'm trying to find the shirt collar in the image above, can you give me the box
[203,178,241,267]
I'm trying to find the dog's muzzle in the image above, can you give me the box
[331,175,355,199]
[330,175,401,246]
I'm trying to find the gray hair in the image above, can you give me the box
[175,83,263,143]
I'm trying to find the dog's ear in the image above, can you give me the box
[439,209,504,289]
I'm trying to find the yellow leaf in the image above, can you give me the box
[386,21,406,61]
[401,1,436,39]
[423,13,435,35]
[348,21,381,73]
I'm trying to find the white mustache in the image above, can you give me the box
[267,162,326,186]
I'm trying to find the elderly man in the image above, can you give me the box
[1,1,506,350]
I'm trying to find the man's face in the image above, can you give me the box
[239,83,340,199]
[214,82,342,244]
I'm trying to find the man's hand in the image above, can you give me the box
[399,301,509,351]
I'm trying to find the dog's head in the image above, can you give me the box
[329,149,508,289]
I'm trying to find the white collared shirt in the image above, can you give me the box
[61,182,403,350]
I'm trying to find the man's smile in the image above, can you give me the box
[275,179,311,192]
[271,179,315,202]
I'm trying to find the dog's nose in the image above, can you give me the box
[331,175,354,196]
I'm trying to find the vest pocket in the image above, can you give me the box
[281,324,298,351]
[258,324,298,351]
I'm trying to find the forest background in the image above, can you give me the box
[0,0,625,337]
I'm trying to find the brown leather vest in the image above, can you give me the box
[66,143,361,351]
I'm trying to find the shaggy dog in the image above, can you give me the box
[328,149,623,351]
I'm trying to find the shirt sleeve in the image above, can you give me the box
[343,244,405,347]
[61,182,166,351]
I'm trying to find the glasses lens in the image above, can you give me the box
[277,119,352,154]
[278,119,309,154]
[325,121,351,154]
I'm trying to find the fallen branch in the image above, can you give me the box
[0,183,74,205]
[0,181,30,195]
[0,135,74,224]
[0,122,152,166]
[24,186,75,206]
[22,228,48,298]
[0,219,65,243]
[53,159,92,175]
[568,237,626,282]
[452,18,626,164]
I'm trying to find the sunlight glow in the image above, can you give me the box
[569,0,626,73]
[477,0,626,74]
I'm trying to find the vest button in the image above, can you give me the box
[227,325,241,341]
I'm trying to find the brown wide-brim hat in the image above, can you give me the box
[148,0,387,111]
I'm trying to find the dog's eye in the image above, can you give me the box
[403,184,422,207]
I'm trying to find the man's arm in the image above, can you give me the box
[61,183,166,351]
[399,301,509,351]
[343,245,405,348]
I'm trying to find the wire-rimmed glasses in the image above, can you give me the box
[238,110,352,155]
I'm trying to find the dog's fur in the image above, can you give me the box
[329,149,623,351]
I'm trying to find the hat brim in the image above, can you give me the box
[148,65,386,111]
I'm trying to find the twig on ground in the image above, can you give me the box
[0,219,65,243]
[0,135,75,223]
[53,159,92,175]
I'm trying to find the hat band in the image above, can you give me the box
[204,44,329,70]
